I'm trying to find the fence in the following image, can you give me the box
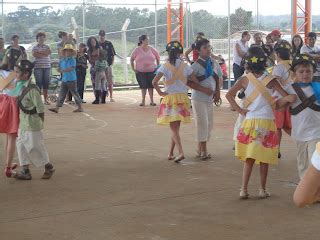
[1,0,317,87]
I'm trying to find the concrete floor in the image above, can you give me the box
[0,90,319,240]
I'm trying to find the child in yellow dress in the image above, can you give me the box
[226,46,296,199]
[153,41,213,163]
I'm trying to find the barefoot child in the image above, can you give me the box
[226,46,296,199]
[285,54,320,179]
[13,60,55,180]
[153,41,213,163]
[0,70,21,177]
[49,44,83,113]
[191,38,221,160]
[272,41,293,158]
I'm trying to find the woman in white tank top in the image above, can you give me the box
[232,31,250,83]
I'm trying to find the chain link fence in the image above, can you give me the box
[0,0,301,87]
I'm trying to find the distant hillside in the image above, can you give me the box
[259,15,320,31]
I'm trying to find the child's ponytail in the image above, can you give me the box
[169,48,179,65]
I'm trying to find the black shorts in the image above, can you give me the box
[135,72,155,89]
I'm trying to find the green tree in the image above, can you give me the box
[230,7,253,33]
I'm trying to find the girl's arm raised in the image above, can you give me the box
[226,77,249,116]
[184,47,193,64]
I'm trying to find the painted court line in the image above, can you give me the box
[64,104,109,131]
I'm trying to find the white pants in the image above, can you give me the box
[16,129,50,168]
[233,113,245,141]
[296,138,320,179]
[192,100,214,142]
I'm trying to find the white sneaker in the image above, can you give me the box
[239,189,249,199]
[259,189,271,199]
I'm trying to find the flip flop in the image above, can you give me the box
[200,153,212,161]
[48,108,58,113]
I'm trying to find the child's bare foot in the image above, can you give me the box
[168,155,175,160]
[49,108,59,113]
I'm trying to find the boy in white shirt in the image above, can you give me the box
[286,54,320,179]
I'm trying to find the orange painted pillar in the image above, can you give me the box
[305,0,311,34]
[179,0,184,46]
[167,0,172,43]
[292,0,297,35]
[292,0,312,39]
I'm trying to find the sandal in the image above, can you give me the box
[49,108,59,113]
[259,189,271,199]
[239,189,249,199]
[4,163,18,178]
[174,155,185,163]
[168,155,175,161]
[73,108,83,113]
[200,153,212,161]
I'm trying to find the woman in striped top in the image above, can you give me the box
[32,32,52,104]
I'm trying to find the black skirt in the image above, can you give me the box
[135,71,155,89]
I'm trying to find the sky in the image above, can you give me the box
[2,0,320,16]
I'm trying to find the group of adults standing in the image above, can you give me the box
[232,29,320,83]
[86,30,116,103]
[0,30,117,105]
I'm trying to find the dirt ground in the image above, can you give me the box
[0,90,319,240]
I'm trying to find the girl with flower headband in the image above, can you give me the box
[153,41,213,163]
[226,46,296,199]
[272,41,293,159]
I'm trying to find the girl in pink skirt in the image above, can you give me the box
[0,70,23,177]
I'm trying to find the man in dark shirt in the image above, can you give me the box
[99,30,116,102]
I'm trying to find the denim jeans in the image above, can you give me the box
[57,81,82,107]
[76,67,87,100]
[233,63,245,83]
[34,68,51,90]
